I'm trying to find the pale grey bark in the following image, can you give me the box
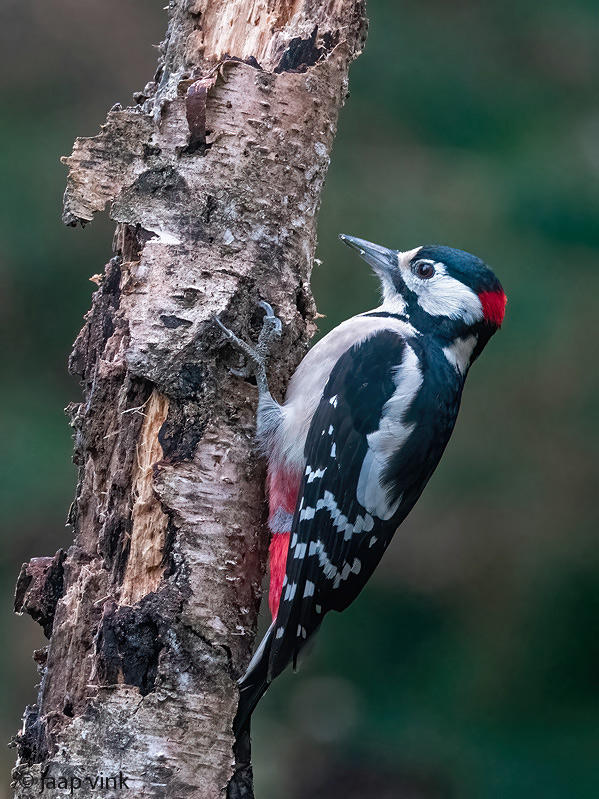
[12,2,366,797]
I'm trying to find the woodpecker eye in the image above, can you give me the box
[412,260,436,280]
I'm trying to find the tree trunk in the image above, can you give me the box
[11,1,366,797]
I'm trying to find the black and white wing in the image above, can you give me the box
[267,328,450,680]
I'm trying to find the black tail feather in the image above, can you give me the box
[233,623,275,737]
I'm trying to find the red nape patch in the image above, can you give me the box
[479,290,507,327]
[269,532,290,619]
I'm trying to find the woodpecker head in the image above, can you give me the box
[339,234,506,367]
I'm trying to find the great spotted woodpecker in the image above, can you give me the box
[216,235,506,734]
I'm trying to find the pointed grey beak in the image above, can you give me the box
[338,234,398,278]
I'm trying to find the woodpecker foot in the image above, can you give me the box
[215,301,282,394]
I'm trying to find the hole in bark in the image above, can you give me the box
[275,27,339,73]
[160,314,193,329]
[131,166,188,199]
[142,143,161,160]
[97,602,165,696]
[158,403,206,463]
[202,195,218,223]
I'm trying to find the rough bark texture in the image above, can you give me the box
[12,2,366,797]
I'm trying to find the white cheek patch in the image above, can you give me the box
[404,261,484,324]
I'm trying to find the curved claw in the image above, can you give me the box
[214,316,233,338]
[267,316,283,337]
[257,300,275,317]
[257,302,282,344]
[259,301,282,332]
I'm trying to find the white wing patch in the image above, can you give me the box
[284,583,297,601]
[308,490,374,539]
[293,542,307,559]
[309,539,338,579]
[306,465,327,483]
[332,558,362,589]
[356,344,423,520]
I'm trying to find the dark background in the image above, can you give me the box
[1,2,598,798]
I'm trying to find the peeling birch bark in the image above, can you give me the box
[12,2,367,797]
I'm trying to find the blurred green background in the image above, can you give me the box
[1,1,598,797]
